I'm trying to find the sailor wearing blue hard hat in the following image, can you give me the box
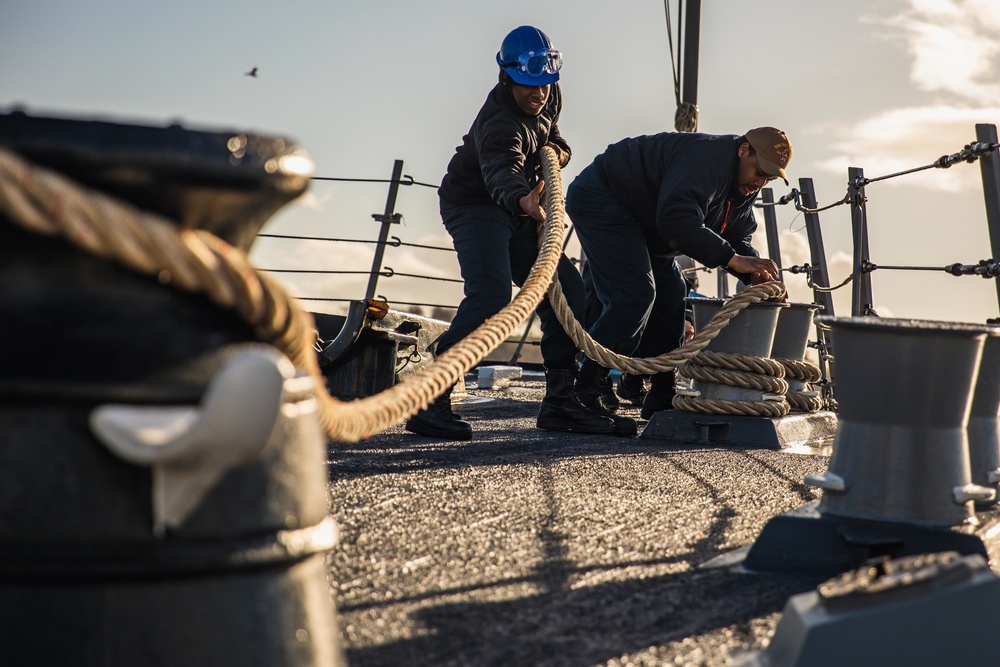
[405,26,626,441]
[494,25,564,122]
[496,25,564,87]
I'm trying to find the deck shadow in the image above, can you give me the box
[342,565,818,667]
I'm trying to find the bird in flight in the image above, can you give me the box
[245,67,258,78]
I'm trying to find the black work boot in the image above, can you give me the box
[641,371,677,420]
[405,385,472,440]
[537,367,614,434]
[601,375,620,410]
[576,360,637,437]
[616,373,648,405]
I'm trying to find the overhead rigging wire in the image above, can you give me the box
[663,0,681,111]
[664,0,698,132]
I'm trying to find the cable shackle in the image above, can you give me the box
[861,259,1000,278]
[945,259,1000,279]
[783,263,853,292]
[855,139,1000,188]
[934,141,1000,169]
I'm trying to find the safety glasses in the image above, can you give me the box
[500,48,563,77]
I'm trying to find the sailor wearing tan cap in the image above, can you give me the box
[565,127,789,427]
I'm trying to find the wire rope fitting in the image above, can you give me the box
[945,259,1000,278]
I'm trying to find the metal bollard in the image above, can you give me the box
[0,112,344,666]
[968,335,1000,506]
[771,303,824,410]
[771,303,822,361]
[744,317,1000,574]
[640,297,837,449]
[807,317,997,527]
[739,552,1000,667]
[686,297,787,402]
[689,297,786,355]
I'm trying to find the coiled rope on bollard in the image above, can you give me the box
[671,351,823,417]
[541,206,790,417]
[672,351,791,418]
[677,353,788,394]
[776,357,825,412]
[546,261,787,375]
[673,394,790,418]
[543,210,789,417]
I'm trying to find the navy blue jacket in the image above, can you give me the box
[439,81,570,216]
[592,132,758,273]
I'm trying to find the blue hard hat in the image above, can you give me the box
[496,26,563,86]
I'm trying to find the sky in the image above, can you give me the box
[4,0,1000,328]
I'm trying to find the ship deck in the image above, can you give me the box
[326,370,833,666]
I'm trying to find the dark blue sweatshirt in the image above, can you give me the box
[592,132,759,272]
[439,81,570,217]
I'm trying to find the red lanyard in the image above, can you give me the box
[720,199,732,234]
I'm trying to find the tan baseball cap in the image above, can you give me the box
[746,127,792,185]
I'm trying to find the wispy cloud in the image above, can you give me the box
[887,0,1000,103]
[816,1,1000,192]
[294,187,334,212]
[817,105,1000,192]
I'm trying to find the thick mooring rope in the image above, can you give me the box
[668,338,826,417]
[673,352,824,417]
[672,392,790,418]
[778,358,823,384]
[0,144,788,440]
[673,349,791,418]
[678,358,788,395]
[0,146,572,443]
[776,357,825,412]
[547,268,786,375]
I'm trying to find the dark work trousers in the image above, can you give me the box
[434,199,588,369]
[579,259,603,332]
[567,166,686,357]
[580,256,684,358]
